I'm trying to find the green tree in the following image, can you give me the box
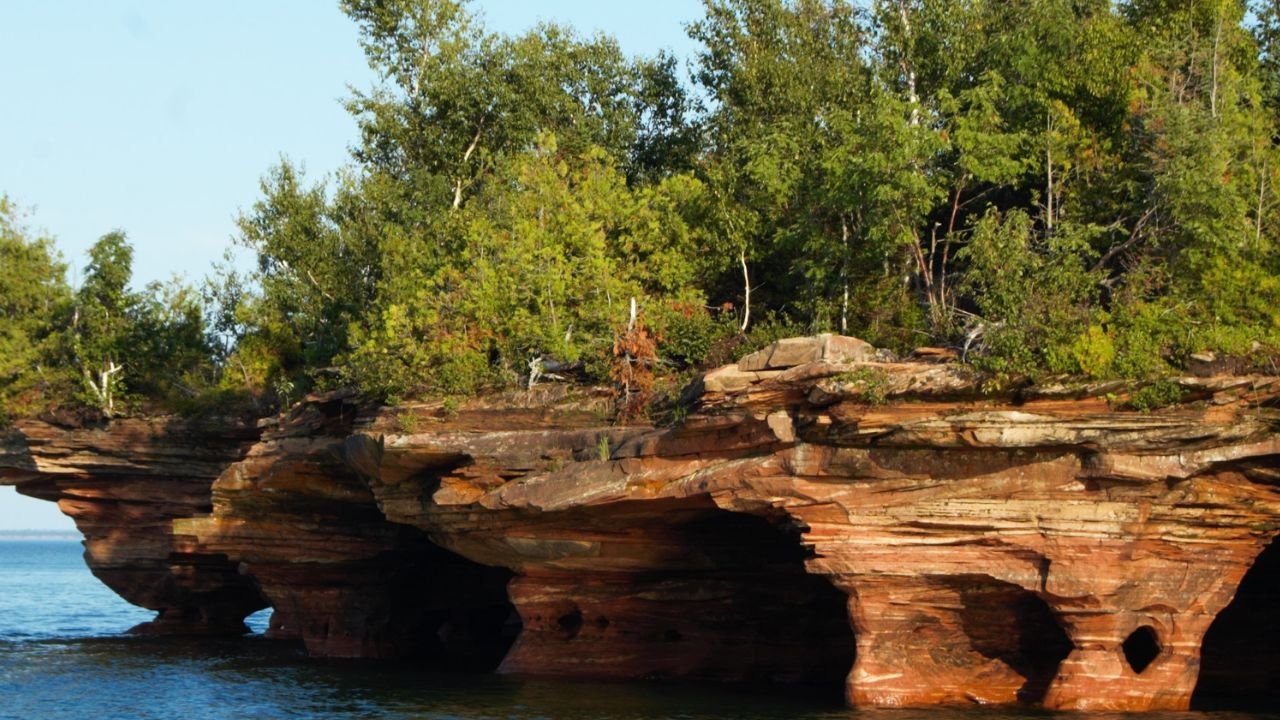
[218,0,1280,405]
[691,0,883,334]
[0,197,71,421]
[70,232,217,415]
[127,279,215,403]
[1258,0,1280,110]
[232,161,379,397]
[342,0,685,214]
[342,136,707,396]
[230,0,705,401]
[1096,0,1280,368]
[72,232,135,414]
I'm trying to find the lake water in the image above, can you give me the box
[0,540,1275,720]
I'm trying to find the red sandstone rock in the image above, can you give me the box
[0,417,267,634]
[340,337,1280,711]
[179,392,518,665]
[6,336,1280,712]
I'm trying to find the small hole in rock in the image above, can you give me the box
[664,629,683,642]
[594,616,609,629]
[1123,625,1161,674]
[557,608,583,639]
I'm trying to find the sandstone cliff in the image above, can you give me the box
[0,416,267,634]
[4,335,1279,711]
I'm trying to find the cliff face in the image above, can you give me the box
[176,392,517,666]
[0,416,268,634]
[5,335,1280,711]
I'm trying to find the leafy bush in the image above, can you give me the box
[1127,380,1185,412]
[648,298,738,369]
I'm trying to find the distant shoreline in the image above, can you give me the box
[0,531,81,541]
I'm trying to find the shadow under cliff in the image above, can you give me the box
[1193,538,1280,710]
[488,500,856,700]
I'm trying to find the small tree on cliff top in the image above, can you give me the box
[0,196,72,422]
[72,232,134,415]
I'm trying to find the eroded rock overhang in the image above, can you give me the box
[339,335,1280,710]
[6,334,1280,711]
[0,416,268,634]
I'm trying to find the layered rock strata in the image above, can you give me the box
[5,335,1279,712]
[336,336,1280,711]
[0,416,267,634]
[177,392,518,666]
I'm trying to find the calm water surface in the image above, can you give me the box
[0,541,1275,720]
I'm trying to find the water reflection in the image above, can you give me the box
[5,633,1280,720]
[3,542,1279,720]
[1,634,851,720]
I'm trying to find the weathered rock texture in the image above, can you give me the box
[335,337,1280,710]
[6,335,1280,712]
[0,416,267,634]
[176,392,518,666]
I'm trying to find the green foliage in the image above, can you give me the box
[1102,293,1180,379]
[397,410,421,433]
[15,0,1274,418]
[1069,325,1117,379]
[69,232,134,414]
[834,367,891,406]
[68,233,219,415]
[691,0,904,333]
[343,298,496,397]
[1257,0,1280,110]
[0,207,225,420]
[1127,379,1186,412]
[647,299,739,369]
[232,161,378,397]
[0,197,72,422]
[342,0,692,210]
[956,210,1100,377]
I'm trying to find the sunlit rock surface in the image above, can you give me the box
[5,335,1279,711]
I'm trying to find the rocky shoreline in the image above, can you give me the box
[4,335,1278,711]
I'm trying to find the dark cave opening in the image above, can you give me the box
[952,577,1074,704]
[673,507,857,692]
[1192,539,1280,710]
[1121,625,1161,674]
[246,529,521,670]
[374,537,522,671]
[503,500,856,698]
[556,607,584,639]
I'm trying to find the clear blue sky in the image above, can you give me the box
[0,1,702,531]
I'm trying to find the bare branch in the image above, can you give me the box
[305,269,336,302]
[452,123,485,210]
[1091,206,1157,274]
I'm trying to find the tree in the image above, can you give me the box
[232,160,379,398]
[341,135,707,396]
[69,232,217,415]
[72,232,134,415]
[1258,0,1280,111]
[215,0,1280,406]
[691,0,883,334]
[233,0,707,401]
[0,196,71,421]
[1097,0,1280,366]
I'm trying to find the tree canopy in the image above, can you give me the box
[6,0,1280,421]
